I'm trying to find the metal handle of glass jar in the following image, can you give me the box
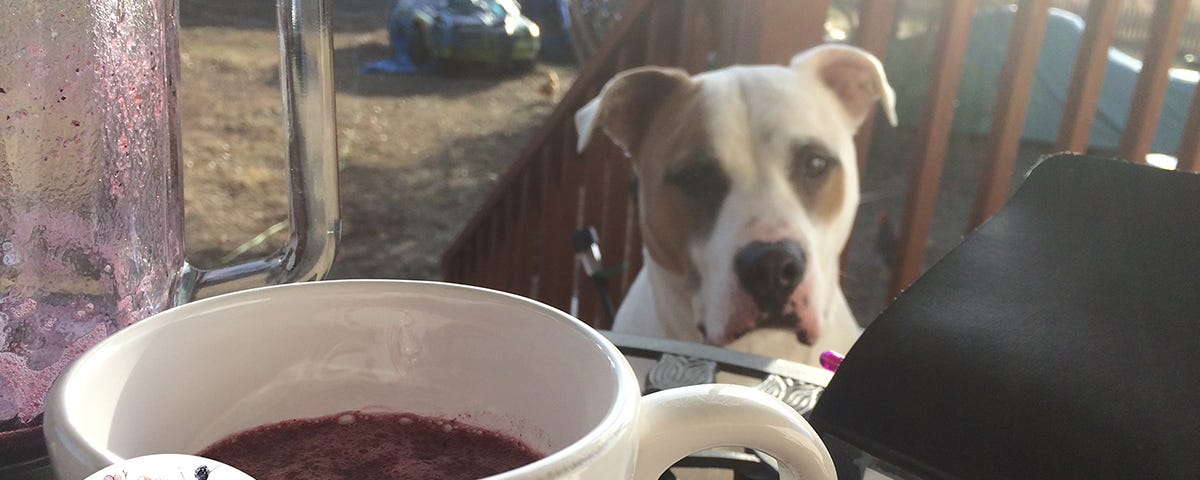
[179,0,340,301]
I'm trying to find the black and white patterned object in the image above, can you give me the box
[646,353,719,392]
[755,374,824,415]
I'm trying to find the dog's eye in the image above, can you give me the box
[665,155,730,198]
[792,145,836,180]
[804,156,830,175]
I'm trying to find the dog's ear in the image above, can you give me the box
[790,45,897,129]
[575,67,694,156]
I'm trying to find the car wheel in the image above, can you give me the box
[409,23,434,66]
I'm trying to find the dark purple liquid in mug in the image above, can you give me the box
[197,411,544,480]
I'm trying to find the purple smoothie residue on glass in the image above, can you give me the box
[1,0,184,430]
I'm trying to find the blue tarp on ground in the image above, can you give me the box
[360,1,421,74]
[887,6,1197,154]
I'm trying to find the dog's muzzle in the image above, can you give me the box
[733,239,815,343]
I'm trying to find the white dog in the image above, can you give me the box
[576,45,896,367]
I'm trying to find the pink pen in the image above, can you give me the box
[819,350,844,373]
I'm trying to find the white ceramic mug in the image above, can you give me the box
[45,280,836,479]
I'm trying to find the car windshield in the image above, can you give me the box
[493,0,522,16]
[446,0,502,16]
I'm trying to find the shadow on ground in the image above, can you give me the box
[325,120,545,280]
[331,43,550,99]
[181,0,395,33]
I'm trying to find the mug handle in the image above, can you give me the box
[179,0,340,301]
[632,384,837,480]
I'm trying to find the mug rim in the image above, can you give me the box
[46,279,641,479]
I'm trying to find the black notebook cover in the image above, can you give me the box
[812,154,1200,479]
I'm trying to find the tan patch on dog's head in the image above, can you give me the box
[575,67,696,156]
[634,91,729,275]
[575,67,728,275]
[788,143,846,222]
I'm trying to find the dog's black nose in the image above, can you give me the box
[734,240,807,313]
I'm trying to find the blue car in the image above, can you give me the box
[389,0,542,67]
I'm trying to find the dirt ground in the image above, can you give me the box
[179,0,1063,328]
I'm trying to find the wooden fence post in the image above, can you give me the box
[968,0,1052,230]
[1118,0,1190,163]
[889,0,977,299]
[719,0,832,65]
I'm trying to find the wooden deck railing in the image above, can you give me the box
[443,0,1200,328]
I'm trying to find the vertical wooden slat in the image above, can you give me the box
[497,193,519,292]
[724,0,831,65]
[617,26,646,70]
[454,254,466,283]
[484,200,503,289]
[600,144,638,328]
[482,214,500,289]
[624,188,644,294]
[534,149,559,301]
[506,190,523,291]
[577,122,614,326]
[501,195,519,290]
[463,236,476,284]
[553,153,579,311]
[459,239,472,284]
[1057,0,1124,153]
[968,0,1052,230]
[499,204,513,290]
[1118,0,1189,163]
[541,133,572,309]
[466,240,478,284]
[545,131,586,313]
[889,0,977,298]
[762,0,830,63]
[576,38,647,327]
[441,242,457,282]
[511,168,537,296]
[679,0,716,72]
[525,163,545,294]
[483,200,500,289]
[713,0,747,68]
[458,242,470,284]
[501,193,519,293]
[842,0,900,271]
[1178,83,1200,172]
[444,254,459,283]
[643,0,674,66]
[469,232,484,286]
[853,0,899,173]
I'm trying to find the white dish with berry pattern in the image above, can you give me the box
[83,454,253,480]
